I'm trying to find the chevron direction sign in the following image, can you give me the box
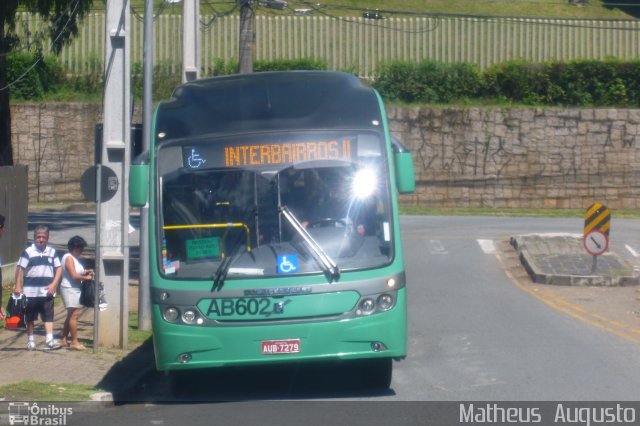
[583,203,610,256]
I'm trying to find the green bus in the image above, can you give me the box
[129,71,415,389]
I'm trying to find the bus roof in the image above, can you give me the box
[155,71,383,141]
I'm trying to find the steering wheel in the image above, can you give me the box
[308,218,347,228]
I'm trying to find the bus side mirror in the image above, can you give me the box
[129,164,149,207]
[395,151,415,194]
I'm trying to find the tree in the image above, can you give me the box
[238,0,254,74]
[0,0,94,166]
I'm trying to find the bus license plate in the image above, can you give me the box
[261,339,301,355]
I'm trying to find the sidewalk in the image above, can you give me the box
[0,308,119,387]
[0,283,155,401]
[0,203,153,401]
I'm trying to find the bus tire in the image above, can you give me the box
[359,358,392,390]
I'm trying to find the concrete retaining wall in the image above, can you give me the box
[12,103,102,203]
[388,107,640,209]
[10,103,640,209]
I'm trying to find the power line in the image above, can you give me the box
[200,1,241,31]
[274,1,442,34]
[131,0,172,23]
[282,0,640,33]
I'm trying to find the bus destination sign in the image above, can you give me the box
[184,136,356,170]
[225,139,352,167]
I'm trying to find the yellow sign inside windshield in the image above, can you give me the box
[224,139,352,167]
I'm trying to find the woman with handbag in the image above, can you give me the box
[60,236,94,350]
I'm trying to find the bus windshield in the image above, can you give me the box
[157,130,394,280]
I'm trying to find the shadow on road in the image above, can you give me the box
[98,338,396,403]
[96,338,155,400]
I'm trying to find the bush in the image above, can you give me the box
[209,58,239,76]
[131,60,182,101]
[254,57,327,72]
[7,52,64,100]
[373,61,422,102]
[483,61,551,104]
[69,54,103,95]
[373,60,482,103]
[9,54,640,107]
[205,57,326,76]
[480,59,640,106]
[373,59,640,107]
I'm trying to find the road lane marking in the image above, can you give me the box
[495,241,640,346]
[477,239,496,254]
[428,240,448,255]
[626,244,640,258]
[507,267,640,344]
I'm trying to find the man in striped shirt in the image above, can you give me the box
[14,225,62,350]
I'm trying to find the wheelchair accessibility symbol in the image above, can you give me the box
[187,148,206,169]
[277,255,298,274]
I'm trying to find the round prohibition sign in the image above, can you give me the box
[584,229,608,256]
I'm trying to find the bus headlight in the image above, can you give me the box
[359,298,376,314]
[377,294,394,311]
[163,307,180,322]
[182,309,198,325]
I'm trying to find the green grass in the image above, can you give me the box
[0,381,97,401]
[122,0,636,19]
[128,310,152,347]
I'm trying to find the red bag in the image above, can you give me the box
[5,294,27,329]
[5,315,22,329]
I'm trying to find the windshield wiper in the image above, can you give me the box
[212,237,245,292]
[279,205,340,282]
[212,256,233,292]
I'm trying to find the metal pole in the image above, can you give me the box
[93,164,102,354]
[138,0,153,332]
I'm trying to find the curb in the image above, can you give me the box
[511,233,640,287]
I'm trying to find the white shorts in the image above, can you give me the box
[60,286,82,309]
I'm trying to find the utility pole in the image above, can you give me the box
[238,0,254,74]
[99,0,131,349]
[183,0,200,82]
[138,0,153,332]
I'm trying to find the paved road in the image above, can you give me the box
[23,213,640,400]
[71,214,639,403]
[400,215,640,401]
[27,211,139,250]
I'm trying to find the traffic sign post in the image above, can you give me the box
[584,229,608,256]
[583,203,611,273]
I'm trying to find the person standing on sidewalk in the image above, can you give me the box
[0,214,6,321]
[14,225,62,350]
[59,236,93,350]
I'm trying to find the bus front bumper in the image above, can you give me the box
[151,291,407,371]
